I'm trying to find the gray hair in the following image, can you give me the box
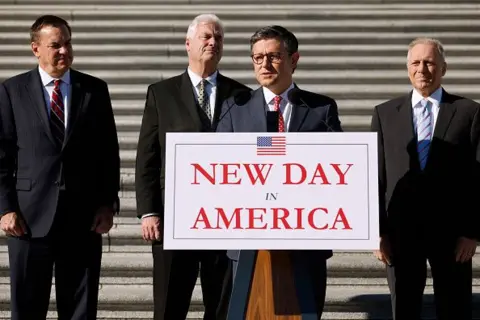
[186,14,224,39]
[407,37,446,64]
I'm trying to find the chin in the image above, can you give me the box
[258,79,272,87]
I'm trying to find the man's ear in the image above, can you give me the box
[442,62,447,77]
[31,42,40,58]
[291,52,300,73]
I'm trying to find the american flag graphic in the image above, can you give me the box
[256,136,286,156]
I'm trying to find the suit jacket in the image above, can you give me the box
[0,68,120,238]
[216,86,343,261]
[135,70,251,226]
[371,89,480,242]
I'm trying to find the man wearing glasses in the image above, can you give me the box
[216,25,343,319]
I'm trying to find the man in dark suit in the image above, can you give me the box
[371,37,479,320]
[216,25,342,319]
[0,15,120,320]
[135,14,250,320]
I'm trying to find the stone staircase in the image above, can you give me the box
[1,0,480,319]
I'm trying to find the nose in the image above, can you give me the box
[261,56,271,68]
[58,46,68,55]
[207,37,217,48]
[418,61,428,72]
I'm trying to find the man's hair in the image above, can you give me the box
[250,25,298,55]
[30,15,71,43]
[186,13,224,39]
[407,37,446,63]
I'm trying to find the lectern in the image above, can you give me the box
[163,132,379,319]
[227,250,319,320]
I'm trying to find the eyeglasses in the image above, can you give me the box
[251,52,284,65]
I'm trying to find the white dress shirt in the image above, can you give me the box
[263,83,295,131]
[411,86,443,134]
[187,68,218,117]
[38,66,71,130]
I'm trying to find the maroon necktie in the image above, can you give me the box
[50,79,65,146]
[273,96,285,132]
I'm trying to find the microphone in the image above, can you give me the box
[287,87,338,133]
[215,90,251,129]
[266,111,279,133]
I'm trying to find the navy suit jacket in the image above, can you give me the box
[0,68,120,237]
[216,86,342,261]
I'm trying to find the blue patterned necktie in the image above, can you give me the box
[417,99,432,170]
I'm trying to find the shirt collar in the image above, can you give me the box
[411,86,443,108]
[187,68,218,88]
[263,82,295,105]
[38,66,71,86]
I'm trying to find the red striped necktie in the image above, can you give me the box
[50,79,65,146]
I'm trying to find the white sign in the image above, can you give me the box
[163,132,379,250]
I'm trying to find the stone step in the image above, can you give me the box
[114,114,372,132]
[111,99,381,117]
[0,312,477,320]
[2,19,480,33]
[0,279,478,316]
[1,61,478,75]
[0,275,478,287]
[1,31,479,45]
[1,3,479,10]
[0,249,479,278]
[0,0,475,4]
[3,69,480,86]
[30,83,480,101]
[2,43,480,57]
[0,311,203,320]
[2,55,479,66]
[1,8,479,21]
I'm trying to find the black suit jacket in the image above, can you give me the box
[216,86,343,260]
[0,68,120,238]
[135,70,251,225]
[371,89,480,241]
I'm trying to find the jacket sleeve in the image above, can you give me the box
[0,83,18,216]
[370,105,388,237]
[135,85,164,219]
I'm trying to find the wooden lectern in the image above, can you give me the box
[227,250,319,320]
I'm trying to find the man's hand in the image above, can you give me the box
[0,212,27,237]
[455,236,477,263]
[374,236,393,265]
[141,216,161,241]
[91,206,114,234]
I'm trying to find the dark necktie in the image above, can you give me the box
[50,79,65,146]
[198,79,212,122]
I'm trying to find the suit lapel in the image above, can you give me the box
[247,88,268,131]
[63,70,89,149]
[288,87,309,132]
[432,89,456,140]
[177,71,202,129]
[24,69,57,146]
